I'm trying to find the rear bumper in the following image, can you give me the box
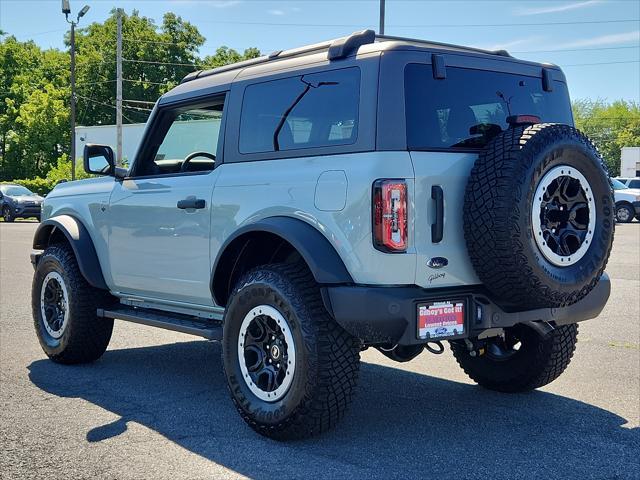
[323,273,611,345]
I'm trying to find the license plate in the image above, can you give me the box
[417,300,465,339]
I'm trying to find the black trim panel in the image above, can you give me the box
[211,216,353,304]
[33,215,108,290]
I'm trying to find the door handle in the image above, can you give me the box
[431,185,444,243]
[177,198,206,210]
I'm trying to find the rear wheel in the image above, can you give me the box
[222,263,360,440]
[32,244,114,364]
[615,203,634,223]
[450,323,578,393]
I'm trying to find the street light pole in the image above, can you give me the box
[62,1,90,181]
[69,21,76,180]
[379,0,385,35]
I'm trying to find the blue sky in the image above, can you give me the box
[1,0,639,101]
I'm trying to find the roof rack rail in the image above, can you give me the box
[375,34,512,58]
[181,30,376,84]
[180,30,513,85]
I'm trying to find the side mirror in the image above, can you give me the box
[84,144,116,176]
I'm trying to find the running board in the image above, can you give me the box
[97,307,223,340]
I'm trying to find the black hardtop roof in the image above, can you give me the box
[180,29,558,85]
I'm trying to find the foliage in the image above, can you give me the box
[11,155,91,196]
[0,9,260,182]
[572,100,640,176]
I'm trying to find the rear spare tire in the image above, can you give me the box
[464,123,614,310]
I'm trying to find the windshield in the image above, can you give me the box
[611,179,628,190]
[0,185,36,196]
[405,65,573,150]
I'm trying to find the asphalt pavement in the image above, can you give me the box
[1,221,638,479]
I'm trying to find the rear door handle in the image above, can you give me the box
[431,185,444,243]
[177,198,206,210]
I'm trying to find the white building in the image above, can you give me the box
[76,123,146,165]
[620,147,640,177]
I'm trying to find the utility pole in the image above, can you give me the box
[116,9,123,166]
[379,0,385,35]
[62,1,90,181]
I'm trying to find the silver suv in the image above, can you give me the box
[30,30,614,440]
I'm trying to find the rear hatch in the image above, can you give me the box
[404,61,573,289]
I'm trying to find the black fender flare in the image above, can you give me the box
[211,216,353,305]
[33,215,108,290]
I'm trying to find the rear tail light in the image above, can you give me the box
[373,179,408,252]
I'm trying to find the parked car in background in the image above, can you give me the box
[612,178,640,223]
[0,184,43,222]
[615,177,640,190]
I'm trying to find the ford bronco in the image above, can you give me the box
[31,30,614,440]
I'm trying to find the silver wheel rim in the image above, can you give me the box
[617,206,631,222]
[532,165,596,267]
[237,305,296,402]
[40,271,69,339]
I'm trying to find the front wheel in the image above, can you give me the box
[222,263,360,440]
[450,323,578,393]
[615,203,634,223]
[32,244,114,364]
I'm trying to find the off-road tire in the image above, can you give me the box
[32,244,113,364]
[3,206,14,222]
[222,263,360,440]
[450,323,578,393]
[464,123,614,310]
[615,203,634,223]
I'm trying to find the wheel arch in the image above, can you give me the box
[33,215,108,290]
[615,200,634,209]
[211,216,353,306]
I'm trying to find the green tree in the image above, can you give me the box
[0,37,69,179]
[1,8,259,181]
[573,99,640,176]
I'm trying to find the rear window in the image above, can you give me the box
[239,67,360,154]
[405,64,573,150]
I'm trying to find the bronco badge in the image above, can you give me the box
[427,257,449,269]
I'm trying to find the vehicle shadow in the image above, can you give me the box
[28,341,638,479]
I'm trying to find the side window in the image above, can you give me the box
[136,96,225,177]
[239,67,360,154]
[628,179,640,189]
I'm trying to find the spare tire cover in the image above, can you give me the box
[464,123,614,310]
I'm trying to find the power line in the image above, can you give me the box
[122,78,174,87]
[123,58,202,68]
[122,38,194,47]
[75,79,116,88]
[76,94,153,113]
[123,99,157,105]
[76,95,140,123]
[563,60,640,67]
[513,45,640,54]
[194,18,639,28]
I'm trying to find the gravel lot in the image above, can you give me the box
[1,221,638,480]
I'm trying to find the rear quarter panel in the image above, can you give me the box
[211,152,417,285]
